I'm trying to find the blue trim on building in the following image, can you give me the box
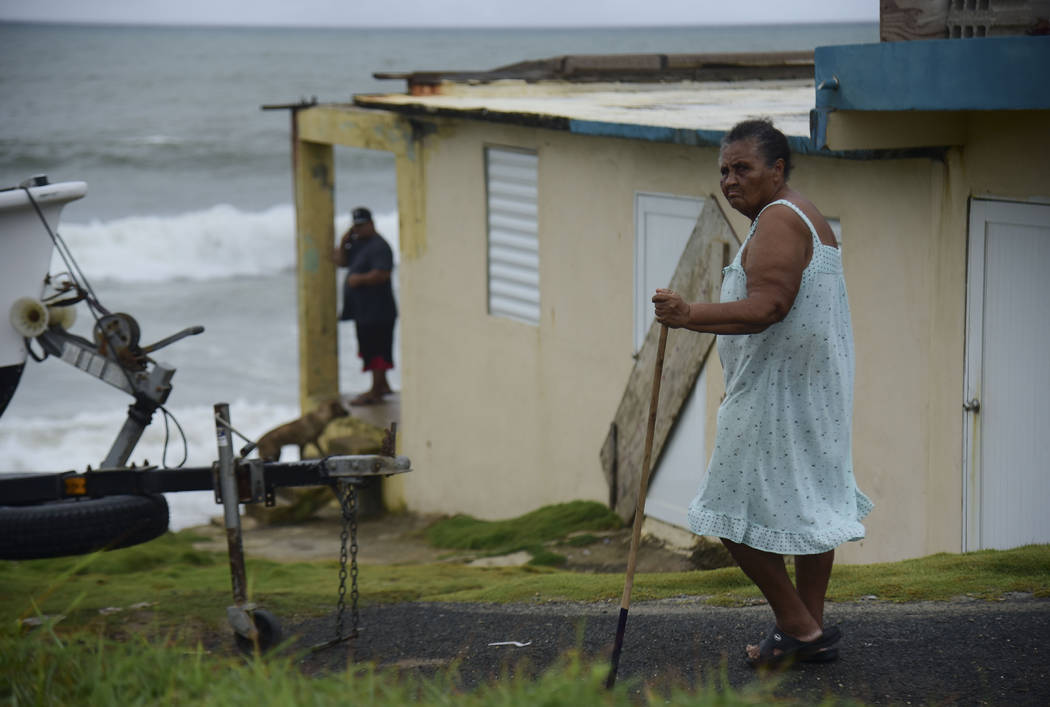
[566,118,943,161]
[567,120,724,148]
[815,36,1050,112]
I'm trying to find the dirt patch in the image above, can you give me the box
[188,509,713,573]
[190,508,443,565]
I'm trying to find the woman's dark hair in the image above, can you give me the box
[722,119,792,180]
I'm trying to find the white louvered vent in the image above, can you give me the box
[486,147,539,325]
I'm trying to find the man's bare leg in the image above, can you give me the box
[352,369,392,405]
[794,550,834,629]
[371,369,392,396]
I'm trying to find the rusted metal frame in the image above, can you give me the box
[372,50,816,89]
[352,96,571,131]
[213,402,249,609]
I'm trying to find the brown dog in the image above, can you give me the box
[255,399,349,461]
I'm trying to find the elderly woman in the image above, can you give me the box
[653,119,872,667]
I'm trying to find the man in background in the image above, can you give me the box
[333,207,398,405]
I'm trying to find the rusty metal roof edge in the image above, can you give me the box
[352,95,572,130]
[347,94,948,164]
[373,50,814,86]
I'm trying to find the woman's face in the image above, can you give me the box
[719,138,784,220]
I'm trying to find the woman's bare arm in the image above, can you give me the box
[653,205,810,334]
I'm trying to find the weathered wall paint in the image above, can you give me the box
[292,105,427,508]
[293,102,1050,563]
[296,106,430,260]
[292,136,337,410]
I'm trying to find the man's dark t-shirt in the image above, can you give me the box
[341,234,397,325]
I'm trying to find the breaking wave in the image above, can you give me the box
[0,399,301,530]
[52,205,400,284]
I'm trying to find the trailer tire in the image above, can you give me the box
[0,494,169,560]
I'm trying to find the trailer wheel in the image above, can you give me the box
[0,494,169,560]
[234,608,283,655]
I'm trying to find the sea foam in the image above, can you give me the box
[53,205,400,284]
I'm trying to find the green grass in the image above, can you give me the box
[565,533,600,547]
[2,500,1047,706]
[1,622,828,707]
[424,500,622,566]
[3,529,1048,641]
[825,545,1050,602]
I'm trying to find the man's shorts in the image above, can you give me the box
[356,321,395,372]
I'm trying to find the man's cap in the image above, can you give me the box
[352,207,372,225]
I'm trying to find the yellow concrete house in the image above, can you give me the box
[287,36,1050,563]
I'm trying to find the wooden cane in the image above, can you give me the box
[606,324,668,689]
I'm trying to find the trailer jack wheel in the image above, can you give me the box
[232,607,283,656]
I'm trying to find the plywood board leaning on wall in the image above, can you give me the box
[601,198,740,522]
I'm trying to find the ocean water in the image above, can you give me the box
[0,21,877,529]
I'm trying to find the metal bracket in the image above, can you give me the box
[322,455,412,478]
[35,326,182,468]
[211,462,222,504]
[809,106,835,152]
[226,603,259,640]
[247,459,268,505]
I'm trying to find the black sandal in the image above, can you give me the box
[746,625,842,668]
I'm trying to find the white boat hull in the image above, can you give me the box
[0,178,86,416]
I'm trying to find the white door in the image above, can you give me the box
[634,194,703,352]
[634,193,706,529]
[964,199,1050,550]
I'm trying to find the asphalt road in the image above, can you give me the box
[280,595,1049,705]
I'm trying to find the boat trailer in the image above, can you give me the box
[0,404,411,654]
[1,176,411,653]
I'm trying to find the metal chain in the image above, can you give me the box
[335,481,360,641]
[349,483,359,637]
[335,484,349,639]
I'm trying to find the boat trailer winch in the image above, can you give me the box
[6,300,409,654]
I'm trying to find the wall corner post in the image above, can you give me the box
[292,109,338,411]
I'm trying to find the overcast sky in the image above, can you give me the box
[0,0,878,28]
